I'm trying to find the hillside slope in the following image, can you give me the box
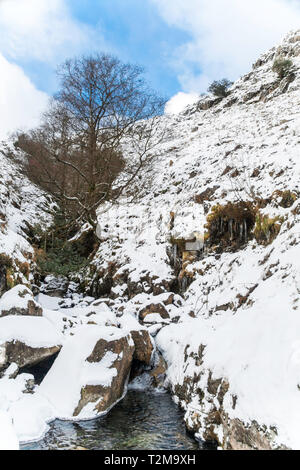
[0,142,51,293]
[90,30,300,449]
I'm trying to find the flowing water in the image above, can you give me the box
[21,390,203,451]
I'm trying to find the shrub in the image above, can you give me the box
[207,79,233,98]
[253,213,283,245]
[272,57,293,79]
[36,241,88,277]
[30,216,89,277]
[271,190,297,208]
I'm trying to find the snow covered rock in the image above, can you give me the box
[39,325,134,419]
[138,301,170,322]
[119,314,154,365]
[40,275,69,298]
[0,316,62,369]
[0,285,42,317]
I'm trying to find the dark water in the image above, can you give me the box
[21,390,201,451]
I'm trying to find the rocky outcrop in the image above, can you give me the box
[162,342,286,450]
[0,285,42,317]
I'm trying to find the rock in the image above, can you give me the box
[39,326,135,419]
[138,302,170,321]
[0,285,42,317]
[0,316,62,370]
[3,341,60,369]
[131,329,154,365]
[150,352,168,388]
[0,264,7,297]
[163,339,284,450]
[118,313,154,365]
[40,276,69,298]
[3,363,19,379]
[74,332,134,416]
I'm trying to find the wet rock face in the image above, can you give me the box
[73,334,134,417]
[2,341,61,369]
[0,285,42,317]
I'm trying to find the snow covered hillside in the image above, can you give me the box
[89,30,300,449]
[0,142,52,292]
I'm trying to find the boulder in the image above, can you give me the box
[118,313,154,365]
[130,330,153,365]
[0,316,62,370]
[138,302,170,321]
[0,285,42,317]
[39,326,135,419]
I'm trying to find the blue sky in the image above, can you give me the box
[68,0,190,97]
[0,0,300,136]
[3,0,192,99]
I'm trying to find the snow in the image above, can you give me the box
[36,293,62,311]
[0,373,34,411]
[0,316,62,348]
[40,295,118,336]
[9,394,54,444]
[0,284,40,316]
[0,411,19,450]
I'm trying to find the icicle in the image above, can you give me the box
[229,219,233,240]
[244,220,248,241]
[173,243,177,262]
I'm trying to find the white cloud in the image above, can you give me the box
[0,0,108,138]
[0,53,48,139]
[165,91,199,114]
[151,0,300,93]
[0,0,107,63]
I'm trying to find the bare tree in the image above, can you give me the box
[16,53,166,230]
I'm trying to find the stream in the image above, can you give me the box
[21,389,203,450]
